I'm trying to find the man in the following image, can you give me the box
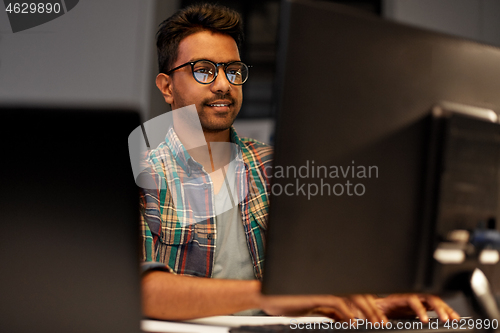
[139,3,460,322]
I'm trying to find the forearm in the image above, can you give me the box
[141,271,262,320]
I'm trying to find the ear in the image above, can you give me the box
[156,73,174,105]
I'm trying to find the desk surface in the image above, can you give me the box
[141,293,478,332]
[142,315,330,333]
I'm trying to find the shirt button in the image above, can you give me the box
[207,233,213,240]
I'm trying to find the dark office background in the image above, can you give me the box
[179,0,382,118]
[1,0,499,129]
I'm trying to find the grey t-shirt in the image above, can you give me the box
[212,160,261,316]
[212,162,255,280]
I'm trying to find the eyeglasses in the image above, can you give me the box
[166,59,250,85]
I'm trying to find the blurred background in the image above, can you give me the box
[1,0,500,143]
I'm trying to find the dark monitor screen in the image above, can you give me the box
[0,106,142,333]
[262,0,500,296]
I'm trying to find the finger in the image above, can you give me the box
[407,295,429,323]
[365,295,389,324]
[328,296,356,322]
[449,310,461,321]
[313,306,343,321]
[424,296,460,322]
[349,295,387,323]
[421,295,448,322]
[349,295,377,322]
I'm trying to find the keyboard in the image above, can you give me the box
[230,318,480,333]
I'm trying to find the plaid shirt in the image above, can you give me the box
[139,127,273,280]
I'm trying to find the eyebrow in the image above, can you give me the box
[189,58,242,63]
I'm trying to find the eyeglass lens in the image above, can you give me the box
[192,61,248,85]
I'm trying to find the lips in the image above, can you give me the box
[207,103,230,107]
[206,100,232,108]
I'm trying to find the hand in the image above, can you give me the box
[345,294,388,323]
[375,294,461,323]
[259,294,387,323]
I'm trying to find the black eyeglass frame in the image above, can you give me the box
[165,59,251,85]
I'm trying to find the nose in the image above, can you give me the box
[210,65,231,94]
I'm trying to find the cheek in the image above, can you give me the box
[173,83,202,106]
[234,88,243,103]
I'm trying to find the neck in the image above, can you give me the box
[201,128,232,173]
[203,128,231,143]
[173,126,232,173]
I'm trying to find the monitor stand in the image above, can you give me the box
[464,269,500,332]
[426,104,500,332]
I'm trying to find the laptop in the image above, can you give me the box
[0,106,142,333]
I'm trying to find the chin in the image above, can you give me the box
[200,115,237,132]
[200,118,235,131]
[201,124,233,133]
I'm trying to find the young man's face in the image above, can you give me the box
[158,30,243,133]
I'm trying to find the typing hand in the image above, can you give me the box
[345,294,388,323]
[259,294,387,323]
[374,294,461,323]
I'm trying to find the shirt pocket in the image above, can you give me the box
[148,205,194,247]
[157,225,193,245]
[148,192,195,245]
[150,218,194,271]
[155,209,194,245]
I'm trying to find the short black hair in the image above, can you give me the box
[156,3,244,74]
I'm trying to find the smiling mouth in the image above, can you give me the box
[207,103,231,107]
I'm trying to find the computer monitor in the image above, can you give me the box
[262,0,500,299]
[0,106,142,333]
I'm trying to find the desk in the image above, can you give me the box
[142,315,331,333]
[140,294,478,333]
